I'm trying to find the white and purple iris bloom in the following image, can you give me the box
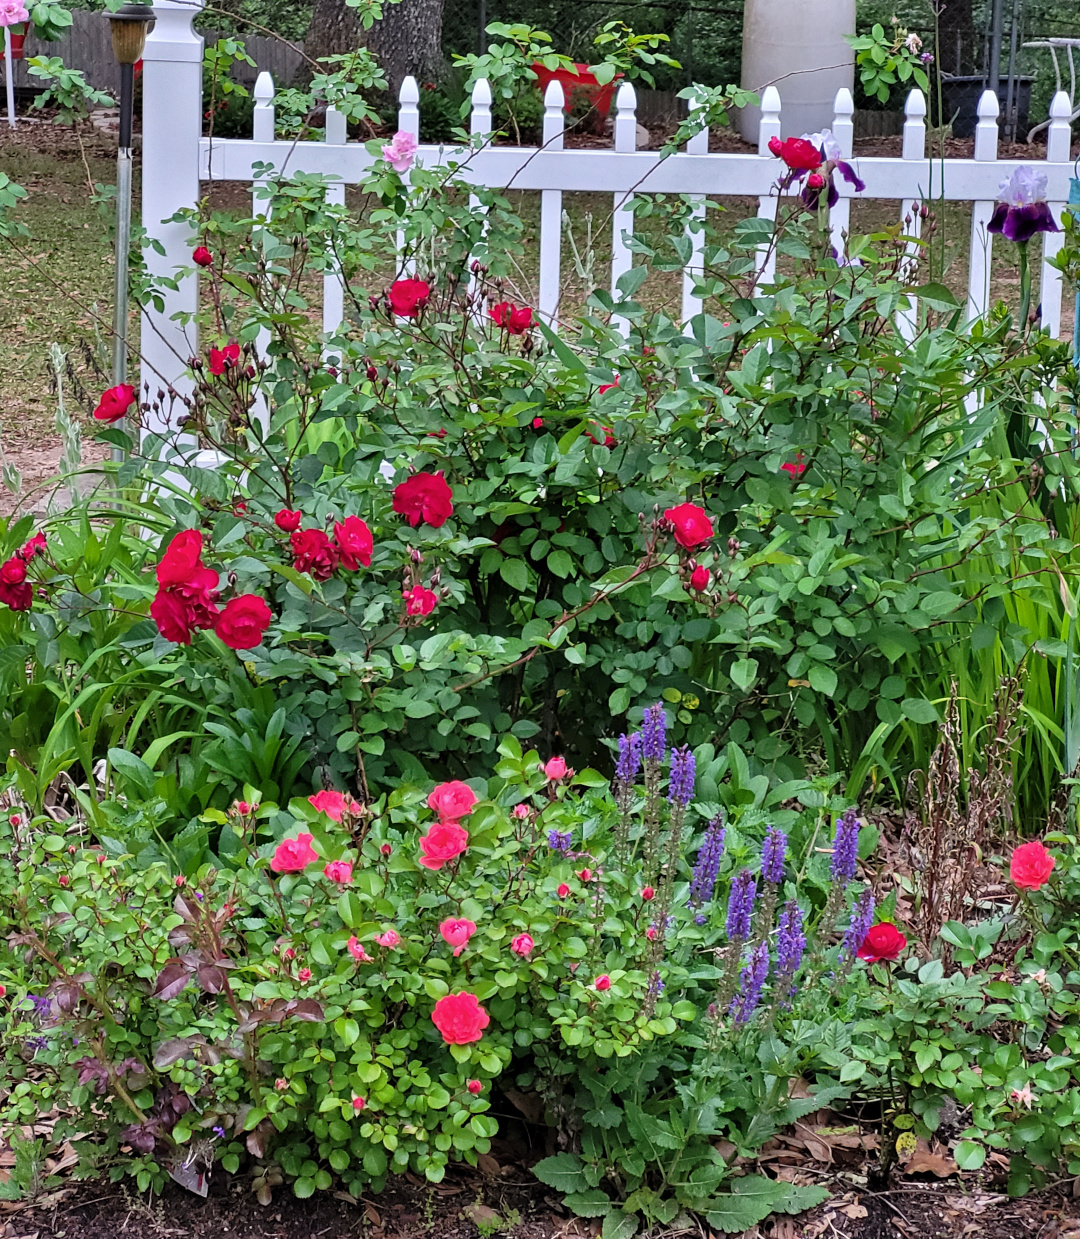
[800,130,866,209]
[988,167,1060,244]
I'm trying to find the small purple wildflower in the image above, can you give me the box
[547,829,572,852]
[25,1036,48,1052]
[729,941,769,1026]
[212,1125,226,1139]
[839,889,876,965]
[647,970,665,999]
[640,704,667,762]
[761,826,787,884]
[688,815,726,907]
[615,732,642,783]
[667,745,696,807]
[775,900,805,1005]
[24,993,51,1018]
[726,869,756,942]
[830,808,860,883]
[694,912,706,925]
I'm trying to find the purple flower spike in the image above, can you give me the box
[729,941,770,1026]
[726,869,756,943]
[988,167,1060,244]
[547,829,572,852]
[689,815,726,907]
[667,746,696,807]
[615,732,642,783]
[640,704,667,763]
[761,826,787,884]
[775,900,805,1002]
[830,808,860,883]
[839,889,876,965]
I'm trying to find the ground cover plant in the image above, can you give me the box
[4,16,1080,1237]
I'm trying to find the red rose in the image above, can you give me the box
[270,832,318,873]
[333,515,373,570]
[585,424,617,447]
[387,278,430,318]
[1010,840,1055,891]
[598,376,620,395]
[157,529,205,587]
[214,594,271,650]
[427,780,477,823]
[192,245,214,267]
[403,585,438,616]
[93,383,136,424]
[150,587,197,644]
[0,581,32,611]
[665,503,713,550]
[171,572,221,630]
[208,342,240,377]
[18,533,46,561]
[467,1080,482,1095]
[431,991,490,1045]
[392,472,454,529]
[418,820,469,870]
[275,509,303,532]
[291,528,339,581]
[491,301,534,335]
[767,136,823,172]
[689,564,710,592]
[781,453,807,478]
[857,922,908,963]
[0,557,26,586]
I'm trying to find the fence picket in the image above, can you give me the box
[1040,90,1072,338]
[967,89,1000,320]
[322,106,347,338]
[896,88,927,341]
[680,96,709,324]
[538,81,565,325]
[468,77,493,301]
[755,86,782,288]
[610,82,638,335]
[394,76,421,277]
[828,89,855,258]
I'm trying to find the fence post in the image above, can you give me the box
[1040,90,1072,339]
[610,81,637,335]
[140,0,205,441]
[323,105,347,337]
[468,77,493,301]
[680,94,708,325]
[966,89,1000,321]
[538,80,565,325]
[755,86,782,288]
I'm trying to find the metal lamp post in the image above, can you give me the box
[105,2,154,461]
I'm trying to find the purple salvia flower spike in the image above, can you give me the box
[640,704,667,763]
[838,889,876,965]
[830,808,860,883]
[774,900,805,1006]
[688,814,726,907]
[615,732,642,784]
[761,826,787,884]
[725,869,756,942]
[667,745,696,807]
[729,941,770,1025]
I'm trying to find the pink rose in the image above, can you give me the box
[419,820,469,870]
[467,1079,482,1095]
[309,789,360,822]
[510,933,534,957]
[594,975,611,991]
[347,936,373,963]
[512,804,531,819]
[543,756,569,780]
[440,917,477,957]
[323,860,353,884]
[352,1095,367,1112]
[270,833,317,873]
[297,967,312,983]
[382,130,418,173]
[375,929,400,948]
[427,780,478,823]
[431,992,490,1045]
[557,883,570,898]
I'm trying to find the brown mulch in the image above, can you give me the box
[2,1166,1078,1239]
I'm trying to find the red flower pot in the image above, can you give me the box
[1,29,27,60]
[531,62,623,121]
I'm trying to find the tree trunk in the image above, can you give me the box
[304,0,445,96]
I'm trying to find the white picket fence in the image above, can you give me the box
[140,0,1077,443]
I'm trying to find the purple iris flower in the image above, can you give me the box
[988,167,1060,244]
[799,129,866,209]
